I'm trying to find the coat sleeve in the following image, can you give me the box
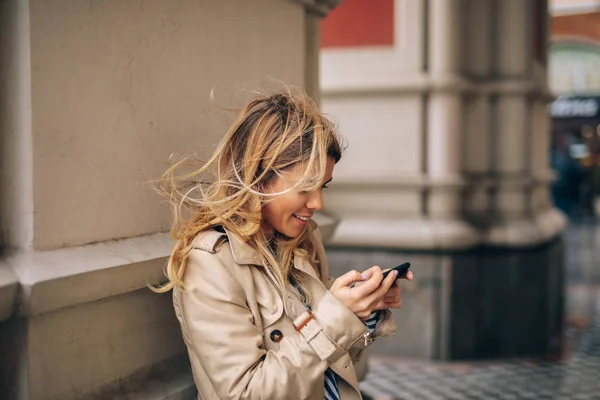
[309,226,397,363]
[173,247,369,400]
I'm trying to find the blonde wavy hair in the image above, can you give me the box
[153,90,343,303]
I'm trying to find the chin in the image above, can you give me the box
[277,226,304,239]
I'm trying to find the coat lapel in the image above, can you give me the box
[292,255,321,280]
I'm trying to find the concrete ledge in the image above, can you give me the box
[329,208,566,251]
[0,265,18,321]
[0,211,338,318]
[5,232,173,317]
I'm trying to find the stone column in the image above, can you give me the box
[321,0,565,360]
[427,0,468,224]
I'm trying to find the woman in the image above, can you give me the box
[156,91,412,399]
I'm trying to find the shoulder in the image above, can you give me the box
[190,228,228,254]
[175,230,251,314]
[185,228,239,284]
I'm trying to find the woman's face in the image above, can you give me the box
[261,157,335,238]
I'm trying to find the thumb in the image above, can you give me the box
[335,270,364,287]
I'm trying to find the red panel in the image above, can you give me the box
[552,12,600,46]
[321,0,394,48]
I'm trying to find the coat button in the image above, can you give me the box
[270,329,283,343]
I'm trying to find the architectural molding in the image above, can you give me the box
[328,217,481,251]
[551,1,600,16]
[321,74,555,100]
[328,207,566,251]
[328,170,556,191]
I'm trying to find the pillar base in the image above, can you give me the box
[325,234,565,360]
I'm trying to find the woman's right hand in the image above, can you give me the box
[329,266,398,319]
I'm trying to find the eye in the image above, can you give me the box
[321,185,329,189]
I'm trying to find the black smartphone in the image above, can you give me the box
[381,262,411,280]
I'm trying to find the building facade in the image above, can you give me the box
[320,0,566,360]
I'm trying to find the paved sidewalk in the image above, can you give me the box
[360,221,600,400]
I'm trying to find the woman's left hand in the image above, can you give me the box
[374,270,413,310]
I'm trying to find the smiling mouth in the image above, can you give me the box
[292,214,310,222]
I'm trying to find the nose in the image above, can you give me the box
[306,190,324,211]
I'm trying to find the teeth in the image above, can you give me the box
[294,214,308,221]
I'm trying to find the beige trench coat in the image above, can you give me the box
[172,223,397,400]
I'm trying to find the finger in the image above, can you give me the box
[363,268,397,304]
[353,266,384,296]
[334,270,364,288]
[383,285,403,308]
[387,282,401,293]
[399,270,414,280]
[376,299,403,310]
[381,268,399,289]
[383,293,400,302]
[383,285,400,300]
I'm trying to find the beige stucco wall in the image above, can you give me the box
[27,289,183,400]
[27,0,305,250]
[1,1,342,398]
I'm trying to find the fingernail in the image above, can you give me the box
[408,271,413,279]
[361,273,368,280]
[394,270,399,276]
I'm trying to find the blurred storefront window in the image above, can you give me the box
[549,3,600,218]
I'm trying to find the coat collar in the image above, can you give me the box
[222,227,264,266]
[221,221,320,277]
